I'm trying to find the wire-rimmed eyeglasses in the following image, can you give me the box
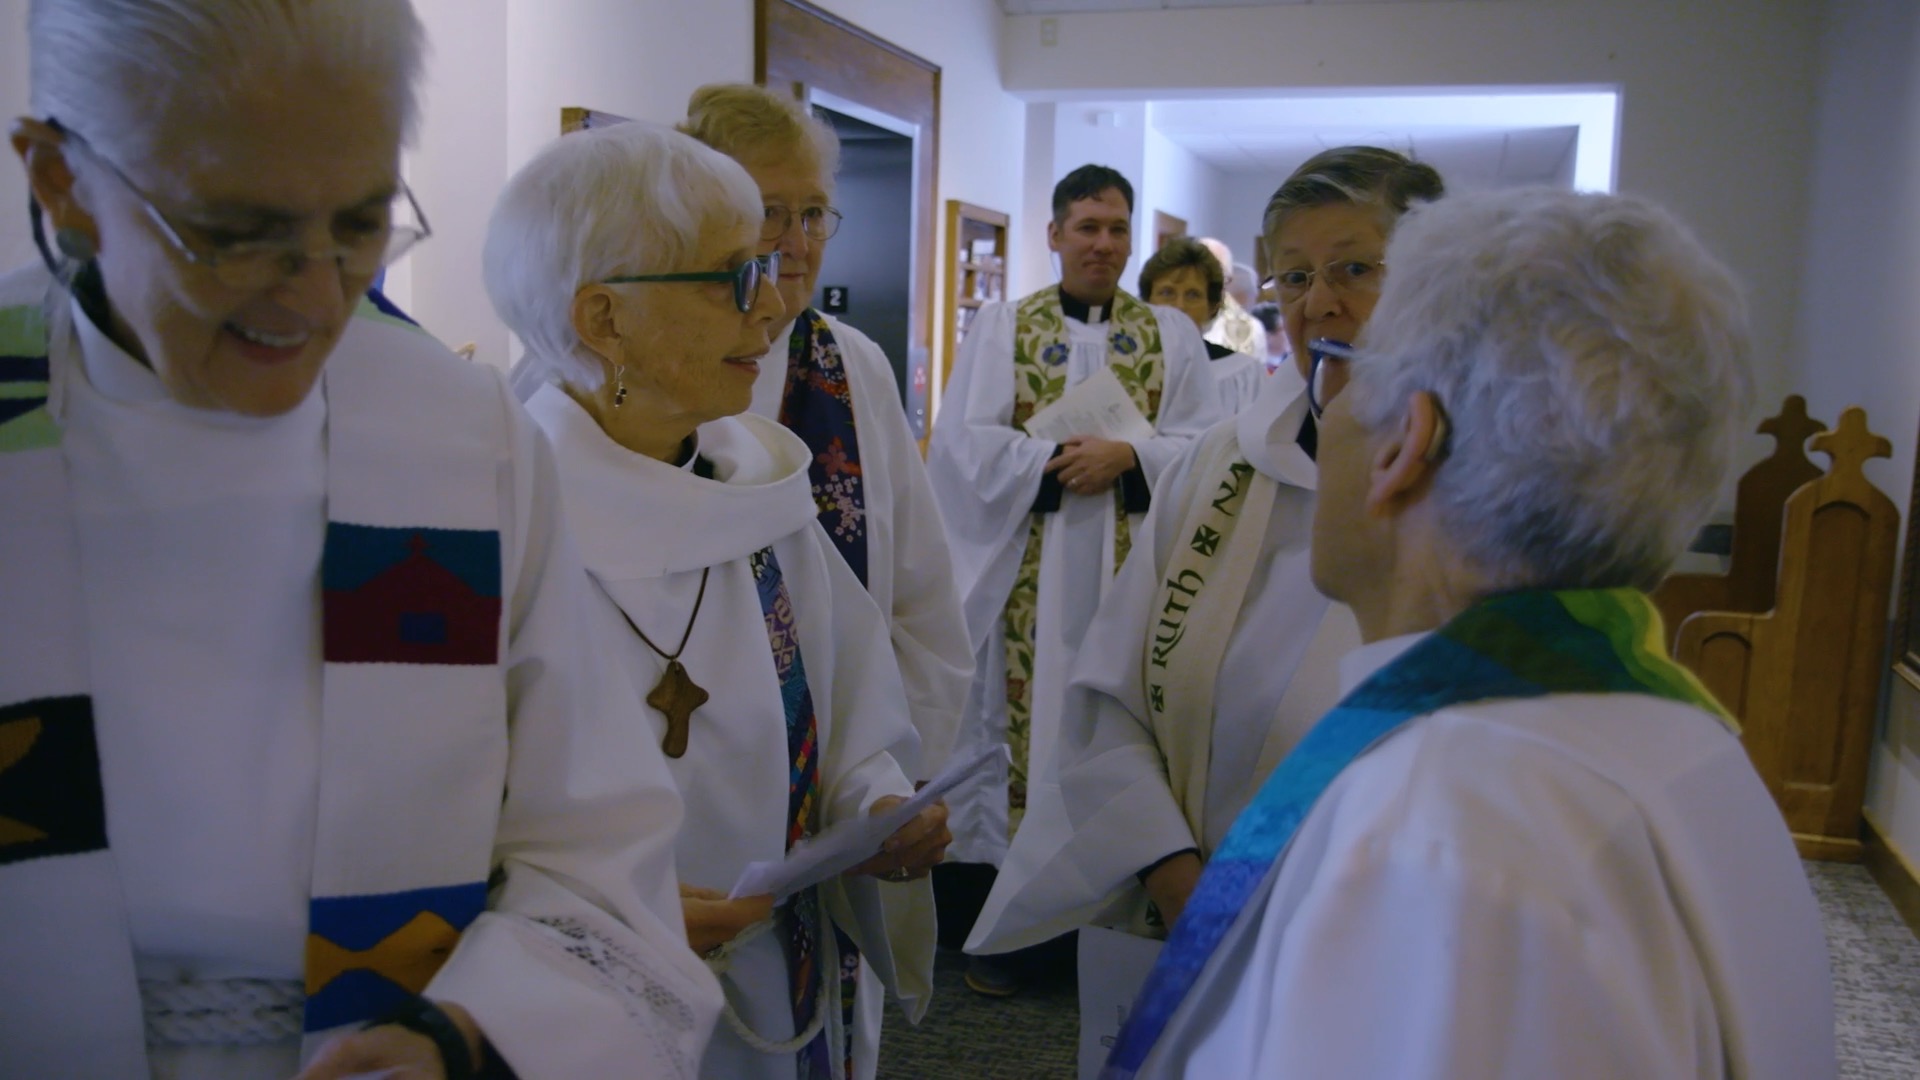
[603,251,781,314]
[47,119,430,292]
[761,205,843,243]
[1263,258,1385,303]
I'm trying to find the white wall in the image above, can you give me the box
[1795,0,1920,869]
[481,0,1024,373]
[402,0,510,366]
[1141,114,1228,261]
[1002,0,1823,447]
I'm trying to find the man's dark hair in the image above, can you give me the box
[1051,164,1135,225]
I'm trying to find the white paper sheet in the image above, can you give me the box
[1022,367,1155,444]
[729,745,1008,900]
[1077,926,1165,1080]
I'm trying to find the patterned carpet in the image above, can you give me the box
[879,862,1920,1079]
[1807,861,1920,1078]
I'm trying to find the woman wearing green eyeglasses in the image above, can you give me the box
[2,2,723,1078]
[967,147,1443,974]
[485,120,945,1080]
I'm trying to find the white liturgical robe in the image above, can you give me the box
[968,371,1359,954]
[1206,346,1264,414]
[926,295,1226,865]
[751,312,973,777]
[527,387,937,1080]
[0,268,722,1078]
[1142,634,1837,1079]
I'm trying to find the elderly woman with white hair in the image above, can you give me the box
[1104,188,1836,1079]
[484,120,946,1080]
[1,1,719,1077]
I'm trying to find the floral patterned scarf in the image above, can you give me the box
[780,309,868,587]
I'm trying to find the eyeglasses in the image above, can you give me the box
[603,251,780,313]
[761,205,842,243]
[1306,338,1356,419]
[52,121,430,292]
[1263,258,1385,303]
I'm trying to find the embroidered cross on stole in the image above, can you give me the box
[1002,287,1165,829]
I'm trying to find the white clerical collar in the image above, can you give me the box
[1058,287,1113,325]
[1338,630,1429,695]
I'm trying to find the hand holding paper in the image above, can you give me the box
[1022,367,1154,444]
[845,794,950,880]
[729,745,1006,901]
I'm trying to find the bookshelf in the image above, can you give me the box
[936,200,1010,446]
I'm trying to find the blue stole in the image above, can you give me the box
[1102,588,1731,1078]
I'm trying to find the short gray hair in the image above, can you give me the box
[483,121,763,391]
[1349,187,1754,591]
[29,0,425,163]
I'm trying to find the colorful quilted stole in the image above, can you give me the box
[751,547,858,1079]
[1101,588,1735,1079]
[0,278,506,1074]
[780,310,868,587]
[1002,287,1165,829]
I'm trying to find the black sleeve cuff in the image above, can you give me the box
[1120,458,1151,514]
[1136,846,1201,885]
[1031,446,1066,514]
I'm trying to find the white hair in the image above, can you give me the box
[483,121,763,392]
[1349,187,1754,591]
[29,0,425,164]
[1228,261,1257,308]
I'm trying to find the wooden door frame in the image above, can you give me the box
[1153,210,1187,251]
[757,0,940,414]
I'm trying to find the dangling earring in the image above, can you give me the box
[612,365,628,408]
[54,226,97,263]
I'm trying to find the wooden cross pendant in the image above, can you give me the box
[647,659,707,759]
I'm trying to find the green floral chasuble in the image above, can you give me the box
[1003,286,1165,829]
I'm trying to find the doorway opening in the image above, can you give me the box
[812,99,917,409]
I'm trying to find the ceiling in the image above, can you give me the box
[1141,92,1613,190]
[1000,0,1511,12]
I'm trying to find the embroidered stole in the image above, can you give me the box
[1101,588,1735,1078]
[1003,287,1164,828]
[0,284,507,1075]
[752,547,859,1080]
[780,310,868,587]
[1141,425,1278,849]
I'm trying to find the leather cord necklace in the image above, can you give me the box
[619,566,710,758]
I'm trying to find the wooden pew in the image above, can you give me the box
[1674,408,1898,860]
[1652,396,1826,650]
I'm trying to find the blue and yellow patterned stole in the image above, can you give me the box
[1102,588,1732,1078]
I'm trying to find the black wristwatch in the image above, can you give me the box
[368,995,475,1080]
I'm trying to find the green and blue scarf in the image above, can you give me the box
[1102,588,1732,1078]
